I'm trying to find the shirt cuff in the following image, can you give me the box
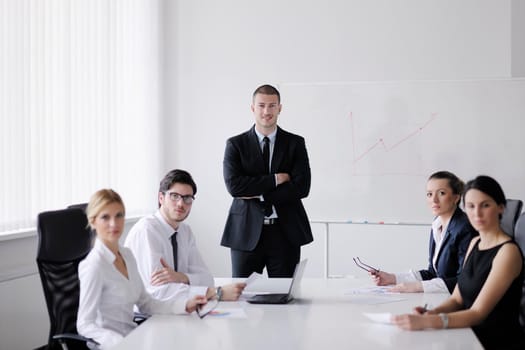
[395,269,422,283]
[421,278,449,293]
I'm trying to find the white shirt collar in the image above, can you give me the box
[431,216,450,244]
[154,210,177,239]
[431,216,442,234]
[254,128,277,144]
[93,238,118,263]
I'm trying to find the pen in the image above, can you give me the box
[422,303,428,313]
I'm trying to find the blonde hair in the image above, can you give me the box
[86,189,125,229]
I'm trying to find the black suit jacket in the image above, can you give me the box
[419,207,477,292]
[221,125,313,251]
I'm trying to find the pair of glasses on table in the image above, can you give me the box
[352,257,380,274]
[196,298,219,319]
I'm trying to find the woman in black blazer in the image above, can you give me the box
[371,171,477,293]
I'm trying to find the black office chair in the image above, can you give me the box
[67,203,88,211]
[501,199,523,238]
[514,212,525,331]
[36,208,99,350]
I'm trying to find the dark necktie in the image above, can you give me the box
[262,136,270,174]
[171,232,178,271]
[262,137,273,216]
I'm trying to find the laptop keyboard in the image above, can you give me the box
[247,293,290,304]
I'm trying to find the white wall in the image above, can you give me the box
[164,0,514,278]
[512,0,525,76]
[0,1,520,349]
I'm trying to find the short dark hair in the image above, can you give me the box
[158,169,197,207]
[428,171,464,195]
[463,175,506,212]
[253,84,280,103]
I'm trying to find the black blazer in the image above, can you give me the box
[419,207,477,292]
[221,125,313,251]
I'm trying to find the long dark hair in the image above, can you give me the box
[428,171,464,196]
[462,175,506,219]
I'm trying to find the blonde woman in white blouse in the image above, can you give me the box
[77,189,207,349]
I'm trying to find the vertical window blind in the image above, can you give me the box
[0,0,163,234]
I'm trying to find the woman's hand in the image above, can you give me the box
[413,304,431,315]
[391,313,428,330]
[371,271,396,286]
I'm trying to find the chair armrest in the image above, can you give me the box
[53,333,100,348]
[133,312,150,325]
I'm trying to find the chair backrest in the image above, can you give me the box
[36,208,93,349]
[67,203,88,212]
[514,212,525,330]
[501,199,523,237]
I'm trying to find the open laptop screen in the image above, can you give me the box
[246,259,308,304]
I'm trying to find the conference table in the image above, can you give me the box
[111,277,483,350]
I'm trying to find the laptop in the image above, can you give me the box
[246,259,307,304]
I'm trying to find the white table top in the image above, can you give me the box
[111,277,483,350]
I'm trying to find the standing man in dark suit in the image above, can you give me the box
[221,84,313,278]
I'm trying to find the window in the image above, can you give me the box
[0,0,163,234]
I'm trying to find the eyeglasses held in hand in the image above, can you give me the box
[196,298,219,319]
[352,257,380,274]
[166,191,195,205]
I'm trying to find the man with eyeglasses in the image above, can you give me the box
[125,169,245,302]
[222,84,313,278]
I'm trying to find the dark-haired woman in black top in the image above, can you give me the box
[391,175,525,350]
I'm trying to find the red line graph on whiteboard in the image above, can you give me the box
[350,112,438,164]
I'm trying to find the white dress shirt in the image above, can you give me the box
[395,217,449,293]
[124,211,213,299]
[77,239,188,349]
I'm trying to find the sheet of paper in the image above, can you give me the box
[243,276,291,294]
[206,308,247,319]
[244,272,263,286]
[345,286,400,295]
[363,312,393,324]
[346,295,407,305]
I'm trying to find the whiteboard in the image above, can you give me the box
[278,79,525,223]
